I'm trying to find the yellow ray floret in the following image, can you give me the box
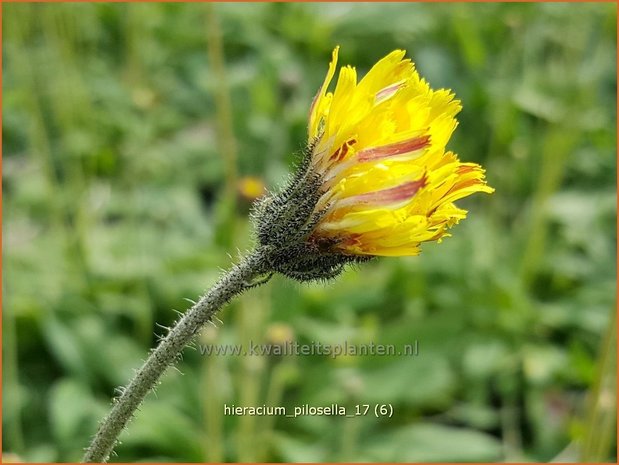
[308,47,494,257]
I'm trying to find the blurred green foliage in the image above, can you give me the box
[3,2,617,462]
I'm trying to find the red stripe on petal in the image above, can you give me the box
[376,81,405,101]
[353,175,427,205]
[329,138,357,162]
[357,135,430,162]
[308,89,320,120]
[450,178,482,192]
[456,165,476,174]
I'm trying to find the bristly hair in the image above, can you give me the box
[249,138,367,282]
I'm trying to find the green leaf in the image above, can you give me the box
[361,423,503,462]
[48,378,107,459]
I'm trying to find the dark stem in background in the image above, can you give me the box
[204,3,239,251]
[82,250,271,463]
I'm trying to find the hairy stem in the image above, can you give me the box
[83,250,271,463]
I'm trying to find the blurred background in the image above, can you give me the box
[2,2,617,462]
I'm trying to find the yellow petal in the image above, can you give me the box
[307,48,494,258]
[308,46,339,139]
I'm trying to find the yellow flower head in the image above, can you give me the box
[254,47,494,281]
[306,46,494,256]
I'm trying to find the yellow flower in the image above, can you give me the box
[307,46,494,256]
[238,176,266,201]
[254,47,494,280]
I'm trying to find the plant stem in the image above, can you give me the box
[83,250,272,463]
[205,3,238,202]
[580,306,617,461]
[205,3,239,251]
